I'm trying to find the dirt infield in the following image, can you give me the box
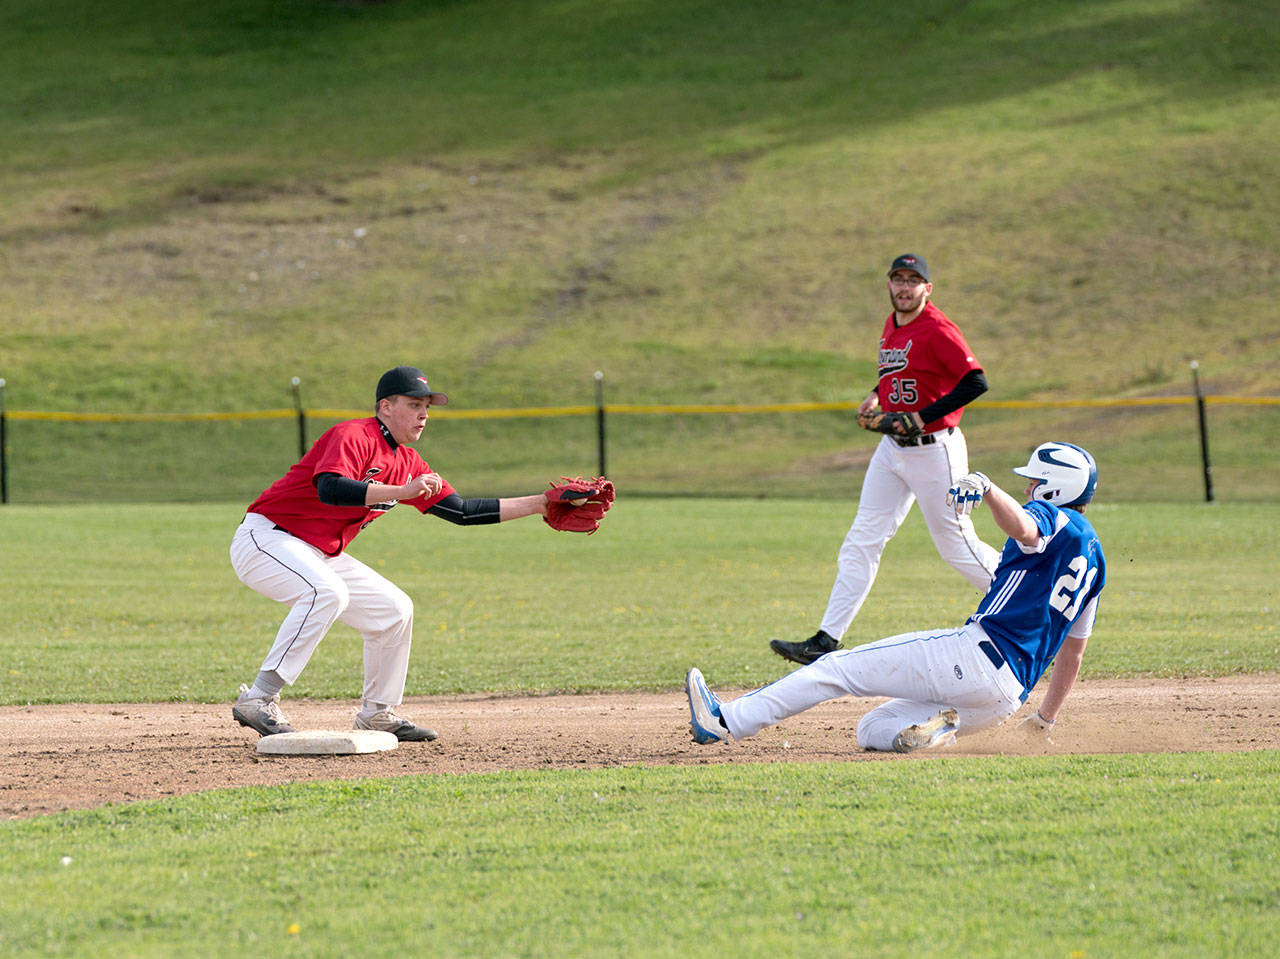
[4,674,1278,819]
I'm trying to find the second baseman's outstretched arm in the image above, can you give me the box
[426,492,548,525]
[497,493,549,521]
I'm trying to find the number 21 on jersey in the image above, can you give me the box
[1050,555,1098,621]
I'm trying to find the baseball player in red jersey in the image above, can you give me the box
[231,366,561,742]
[771,254,1001,664]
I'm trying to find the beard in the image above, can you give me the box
[889,288,927,315]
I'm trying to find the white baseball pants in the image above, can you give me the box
[230,513,415,707]
[720,622,1027,750]
[820,429,1000,640]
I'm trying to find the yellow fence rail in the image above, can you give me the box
[5,409,299,423]
[5,395,1276,423]
[0,386,1275,503]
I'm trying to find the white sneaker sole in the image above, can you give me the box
[892,708,959,753]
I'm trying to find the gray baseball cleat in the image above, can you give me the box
[232,684,296,736]
[892,708,959,753]
[354,708,438,742]
[769,629,842,665]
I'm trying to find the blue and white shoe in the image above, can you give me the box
[891,708,959,753]
[685,668,731,744]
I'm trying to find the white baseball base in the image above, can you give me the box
[255,729,399,756]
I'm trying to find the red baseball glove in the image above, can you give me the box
[543,476,615,534]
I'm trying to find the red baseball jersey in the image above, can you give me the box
[875,301,983,432]
[246,417,456,556]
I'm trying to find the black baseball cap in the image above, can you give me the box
[376,366,449,405]
[887,253,929,282]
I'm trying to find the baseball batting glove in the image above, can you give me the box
[1018,709,1056,743]
[543,476,615,534]
[946,472,991,515]
[856,410,923,439]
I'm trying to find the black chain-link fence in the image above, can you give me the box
[2,394,1276,504]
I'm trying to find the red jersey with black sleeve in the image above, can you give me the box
[246,417,456,556]
[875,301,983,432]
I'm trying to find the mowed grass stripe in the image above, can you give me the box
[1,500,1276,706]
[2,754,1278,958]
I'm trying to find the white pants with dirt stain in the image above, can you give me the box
[720,622,1027,751]
[229,513,414,707]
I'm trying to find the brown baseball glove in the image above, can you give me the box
[543,476,615,534]
[856,410,923,439]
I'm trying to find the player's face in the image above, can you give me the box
[887,271,931,315]
[380,395,432,444]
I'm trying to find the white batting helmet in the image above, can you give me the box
[1012,442,1098,507]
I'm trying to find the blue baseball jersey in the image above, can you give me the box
[967,501,1106,691]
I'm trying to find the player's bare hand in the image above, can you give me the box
[857,394,880,416]
[401,472,443,501]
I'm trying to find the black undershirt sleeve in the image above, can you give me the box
[314,472,369,507]
[918,369,988,426]
[427,493,502,526]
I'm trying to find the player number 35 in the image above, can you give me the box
[886,378,917,405]
[1049,554,1098,620]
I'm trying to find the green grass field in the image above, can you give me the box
[5,755,1279,959]
[2,500,1277,705]
[0,500,1278,958]
[5,398,1279,505]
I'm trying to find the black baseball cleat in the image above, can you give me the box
[769,630,843,665]
[354,709,439,742]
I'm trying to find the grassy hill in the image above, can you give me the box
[0,0,1276,501]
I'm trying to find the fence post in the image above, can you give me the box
[290,376,307,458]
[0,377,7,504]
[1190,361,1213,503]
[594,370,607,478]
